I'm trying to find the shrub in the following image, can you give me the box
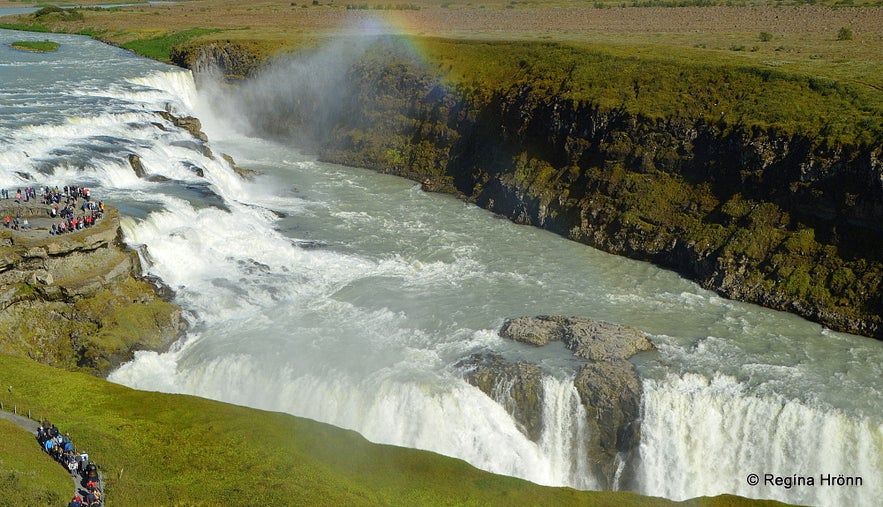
[32,5,84,21]
[837,27,853,40]
[33,6,64,17]
[759,32,773,42]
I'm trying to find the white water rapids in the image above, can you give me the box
[1,29,881,506]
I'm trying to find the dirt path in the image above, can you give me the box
[0,407,39,433]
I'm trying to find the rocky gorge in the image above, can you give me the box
[172,40,883,340]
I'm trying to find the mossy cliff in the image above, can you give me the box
[0,204,183,375]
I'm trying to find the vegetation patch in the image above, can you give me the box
[10,40,60,52]
[416,38,883,145]
[0,419,71,505]
[119,27,224,62]
[32,5,84,21]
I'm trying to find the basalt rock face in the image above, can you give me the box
[171,42,262,80]
[463,316,654,489]
[0,203,184,376]
[461,354,544,442]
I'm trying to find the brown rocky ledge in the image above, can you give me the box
[0,199,183,375]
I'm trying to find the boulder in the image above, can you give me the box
[128,153,147,178]
[461,354,544,441]
[223,153,259,180]
[30,269,53,285]
[156,111,209,142]
[500,315,654,360]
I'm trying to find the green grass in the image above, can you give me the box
[415,38,883,145]
[0,354,788,506]
[0,419,71,506]
[0,22,51,32]
[9,40,59,52]
[119,27,224,62]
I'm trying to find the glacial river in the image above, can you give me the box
[1,29,880,506]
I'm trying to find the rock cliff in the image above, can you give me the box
[0,202,183,375]
[314,67,883,338]
[462,316,654,489]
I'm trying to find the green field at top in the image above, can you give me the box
[0,0,880,145]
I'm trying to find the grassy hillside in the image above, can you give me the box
[0,354,790,506]
[417,38,882,144]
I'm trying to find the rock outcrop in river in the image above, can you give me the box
[462,316,654,489]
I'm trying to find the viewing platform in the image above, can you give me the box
[0,198,139,298]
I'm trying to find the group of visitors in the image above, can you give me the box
[1,184,105,236]
[45,185,104,236]
[44,185,93,206]
[35,421,103,507]
[1,186,31,230]
[1,186,37,202]
[3,214,29,231]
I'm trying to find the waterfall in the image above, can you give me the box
[638,373,882,507]
[5,30,882,506]
[537,376,597,490]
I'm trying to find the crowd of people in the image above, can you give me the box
[36,420,103,507]
[46,185,105,235]
[1,184,104,235]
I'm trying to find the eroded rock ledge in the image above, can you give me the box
[0,201,184,375]
[462,315,654,489]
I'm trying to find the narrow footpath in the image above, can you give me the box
[0,409,105,506]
